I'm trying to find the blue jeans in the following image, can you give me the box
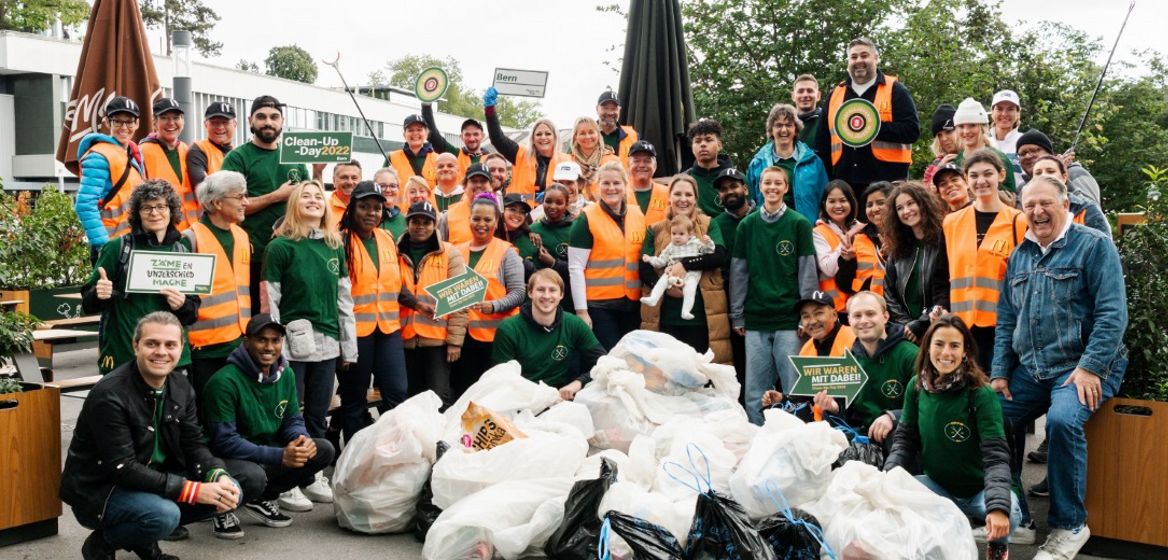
[224,438,336,502]
[74,487,215,549]
[998,362,1124,529]
[290,358,338,438]
[744,329,801,425]
[915,475,1022,543]
[339,330,407,442]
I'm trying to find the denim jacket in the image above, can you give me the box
[992,223,1127,380]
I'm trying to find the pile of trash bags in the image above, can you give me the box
[330,330,979,560]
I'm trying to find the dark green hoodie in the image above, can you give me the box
[847,324,918,429]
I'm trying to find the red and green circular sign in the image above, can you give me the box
[834,98,881,148]
[415,67,449,103]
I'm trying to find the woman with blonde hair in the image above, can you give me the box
[569,116,619,199]
[951,98,1017,193]
[483,87,570,204]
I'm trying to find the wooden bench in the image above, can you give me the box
[0,299,23,312]
[44,375,103,393]
[31,328,99,371]
[39,315,100,329]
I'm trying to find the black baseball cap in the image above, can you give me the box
[403,114,426,129]
[105,96,141,118]
[797,291,836,312]
[461,118,483,132]
[350,181,386,202]
[932,163,963,183]
[502,193,532,212]
[245,313,286,337]
[597,91,619,105]
[713,168,747,187]
[204,101,236,120]
[629,140,656,158]
[250,95,284,116]
[152,98,183,116]
[465,163,491,182]
[406,201,438,221]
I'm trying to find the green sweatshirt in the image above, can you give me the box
[731,208,816,330]
[263,236,346,338]
[492,308,602,387]
[850,338,918,429]
[221,143,308,253]
[901,379,1005,498]
[203,362,301,446]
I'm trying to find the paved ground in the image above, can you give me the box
[2,348,1136,559]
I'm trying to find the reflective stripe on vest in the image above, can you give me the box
[582,203,645,301]
[187,222,251,347]
[827,76,912,166]
[943,205,1026,328]
[141,140,198,229]
[799,325,857,357]
[814,221,848,312]
[351,229,403,337]
[852,232,885,296]
[457,238,519,342]
[88,142,143,240]
[400,244,453,341]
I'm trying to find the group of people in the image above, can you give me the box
[63,35,1125,560]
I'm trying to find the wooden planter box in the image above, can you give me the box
[0,383,61,546]
[0,287,86,323]
[1085,397,1168,548]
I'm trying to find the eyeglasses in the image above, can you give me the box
[223,194,249,201]
[139,205,170,215]
[377,183,399,191]
[110,119,137,129]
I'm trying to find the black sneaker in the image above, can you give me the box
[1027,438,1048,463]
[130,541,179,560]
[81,530,115,560]
[159,525,189,541]
[243,500,294,528]
[212,512,245,539]
[1028,477,1050,497]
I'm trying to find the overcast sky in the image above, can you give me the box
[166,0,1162,127]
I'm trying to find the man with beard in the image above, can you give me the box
[188,101,237,189]
[327,160,362,225]
[712,168,754,384]
[222,95,310,312]
[421,102,490,184]
[596,91,639,168]
[626,141,668,226]
[1015,129,1101,208]
[792,74,823,147]
[684,118,734,217]
[815,37,920,190]
[484,152,511,194]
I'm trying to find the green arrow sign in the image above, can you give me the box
[423,268,488,318]
[786,350,869,407]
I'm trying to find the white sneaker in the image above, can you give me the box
[277,487,313,512]
[1034,525,1090,560]
[301,472,334,503]
[1010,521,1037,545]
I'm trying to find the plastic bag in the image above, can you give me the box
[412,441,450,542]
[753,482,833,560]
[539,400,596,441]
[443,360,561,439]
[599,330,740,398]
[598,480,695,549]
[826,415,885,470]
[545,458,619,559]
[332,391,445,534]
[653,430,737,502]
[729,409,848,517]
[422,478,574,560]
[461,401,526,450]
[600,511,685,560]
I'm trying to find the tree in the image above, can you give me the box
[139,0,221,57]
[265,45,317,84]
[0,0,89,33]
[235,59,259,73]
[372,53,543,129]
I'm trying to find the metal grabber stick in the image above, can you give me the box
[1068,0,1136,154]
[322,52,389,157]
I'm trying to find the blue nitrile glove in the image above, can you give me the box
[484,87,498,108]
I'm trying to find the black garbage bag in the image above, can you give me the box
[545,458,619,559]
[683,490,777,560]
[411,441,450,542]
[601,511,685,560]
[756,508,824,560]
[834,434,885,469]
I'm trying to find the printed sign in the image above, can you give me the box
[786,350,870,407]
[125,251,216,295]
[833,98,881,148]
[415,67,450,103]
[492,68,549,98]
[423,268,488,318]
[279,131,354,164]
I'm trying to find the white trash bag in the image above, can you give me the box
[600,330,740,397]
[422,478,574,560]
[442,360,561,439]
[332,391,445,534]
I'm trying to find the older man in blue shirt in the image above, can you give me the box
[991,175,1127,560]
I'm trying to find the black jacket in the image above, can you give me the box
[814,71,920,187]
[61,360,225,520]
[883,238,950,339]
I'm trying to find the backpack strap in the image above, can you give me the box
[99,150,134,209]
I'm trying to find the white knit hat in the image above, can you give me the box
[953,97,988,126]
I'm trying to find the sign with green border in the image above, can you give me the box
[786,350,869,407]
[423,268,488,318]
[279,131,354,164]
[125,251,216,295]
[834,98,881,148]
[415,67,450,103]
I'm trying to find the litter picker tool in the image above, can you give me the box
[322,52,388,158]
[1069,0,1135,154]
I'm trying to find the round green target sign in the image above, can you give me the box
[415,67,449,103]
[834,98,881,148]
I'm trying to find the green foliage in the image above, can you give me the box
[0,0,89,33]
[235,59,259,73]
[371,54,543,129]
[0,311,36,363]
[0,377,25,395]
[1117,165,1168,402]
[264,45,317,84]
[0,186,92,289]
[139,0,222,57]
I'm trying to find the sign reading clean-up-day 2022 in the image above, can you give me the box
[787,350,870,406]
[423,269,489,318]
[125,251,216,295]
[279,131,354,164]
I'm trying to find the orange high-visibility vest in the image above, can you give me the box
[443,200,472,246]
[827,76,913,166]
[400,243,454,341]
[455,149,488,185]
[388,149,437,188]
[614,125,639,169]
[628,183,670,227]
[1073,209,1086,226]
[457,238,519,342]
[814,221,849,312]
[851,232,885,296]
[351,229,403,337]
[799,325,857,357]
[328,191,350,227]
[509,146,569,203]
[580,153,621,202]
[186,222,251,347]
[87,142,143,240]
[582,203,645,302]
[943,204,1027,328]
[192,139,227,176]
[141,140,198,229]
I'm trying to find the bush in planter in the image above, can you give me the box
[1116,165,1168,402]
[0,310,36,360]
[0,185,92,290]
